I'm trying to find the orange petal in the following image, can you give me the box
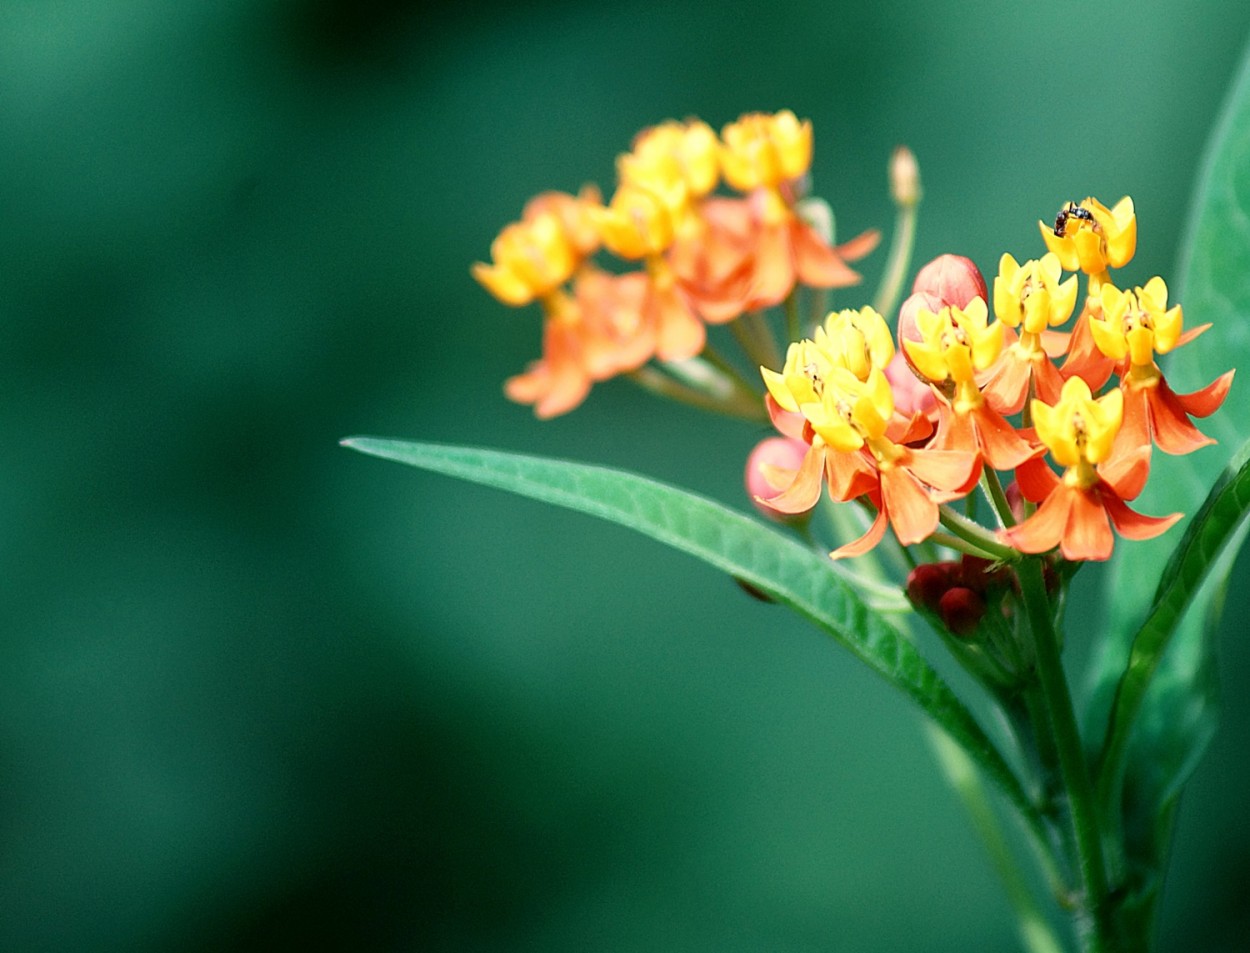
[903,447,979,496]
[834,227,882,262]
[1060,487,1114,561]
[1146,379,1215,455]
[758,444,827,514]
[1001,484,1073,555]
[979,353,1032,416]
[880,468,940,545]
[1175,322,1211,348]
[1098,445,1152,502]
[747,222,796,309]
[825,447,879,502]
[829,505,890,560]
[972,404,1039,471]
[1175,368,1234,419]
[791,219,863,289]
[1102,489,1182,541]
[1014,455,1059,503]
[650,283,706,361]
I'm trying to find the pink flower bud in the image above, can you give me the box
[912,254,987,309]
[745,436,810,520]
[884,351,936,417]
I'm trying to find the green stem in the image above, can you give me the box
[983,468,1017,528]
[785,290,802,345]
[627,366,767,422]
[731,310,783,370]
[872,196,918,319]
[699,341,765,397]
[938,506,1020,563]
[1017,557,1111,952]
[926,724,1066,953]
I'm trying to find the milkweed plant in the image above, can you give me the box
[345,86,1250,953]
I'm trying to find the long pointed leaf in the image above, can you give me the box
[1086,38,1250,919]
[343,436,1043,837]
[1098,439,1250,803]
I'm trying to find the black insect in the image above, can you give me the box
[1053,202,1095,238]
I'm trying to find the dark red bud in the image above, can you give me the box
[906,561,959,612]
[939,587,986,637]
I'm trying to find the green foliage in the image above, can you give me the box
[1084,39,1250,936]
[343,437,1044,838]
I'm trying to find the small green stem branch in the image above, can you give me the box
[926,724,1065,953]
[731,310,783,371]
[785,290,803,344]
[982,468,1017,528]
[1017,557,1112,952]
[872,197,918,320]
[627,365,767,422]
[938,506,1019,562]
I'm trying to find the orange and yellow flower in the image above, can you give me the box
[1001,377,1180,561]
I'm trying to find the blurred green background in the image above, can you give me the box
[4,1,1250,950]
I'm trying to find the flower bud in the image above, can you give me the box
[906,561,959,612]
[912,254,988,309]
[884,351,936,417]
[938,587,986,637]
[745,436,811,520]
[890,145,922,208]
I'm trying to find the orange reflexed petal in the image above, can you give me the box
[825,448,879,502]
[649,281,706,361]
[758,443,827,514]
[1059,488,1114,561]
[880,467,940,546]
[1002,484,1075,556]
[971,404,1040,470]
[1102,491,1182,542]
[791,221,872,289]
[1145,378,1216,455]
[830,505,890,560]
[1014,456,1060,504]
[747,221,797,309]
[1176,368,1234,419]
[901,446,979,496]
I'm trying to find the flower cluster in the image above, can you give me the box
[757,197,1234,563]
[473,111,879,418]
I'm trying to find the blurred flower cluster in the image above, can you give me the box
[473,111,879,418]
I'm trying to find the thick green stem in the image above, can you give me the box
[1017,557,1112,952]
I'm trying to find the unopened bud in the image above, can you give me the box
[884,351,936,417]
[939,587,986,637]
[890,145,922,208]
[912,254,987,309]
[906,561,959,612]
[745,436,811,520]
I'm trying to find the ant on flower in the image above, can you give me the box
[1053,201,1095,238]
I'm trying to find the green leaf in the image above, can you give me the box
[1096,441,1250,820]
[1086,37,1250,905]
[343,437,1043,838]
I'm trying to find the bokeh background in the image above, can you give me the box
[4,1,1250,950]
